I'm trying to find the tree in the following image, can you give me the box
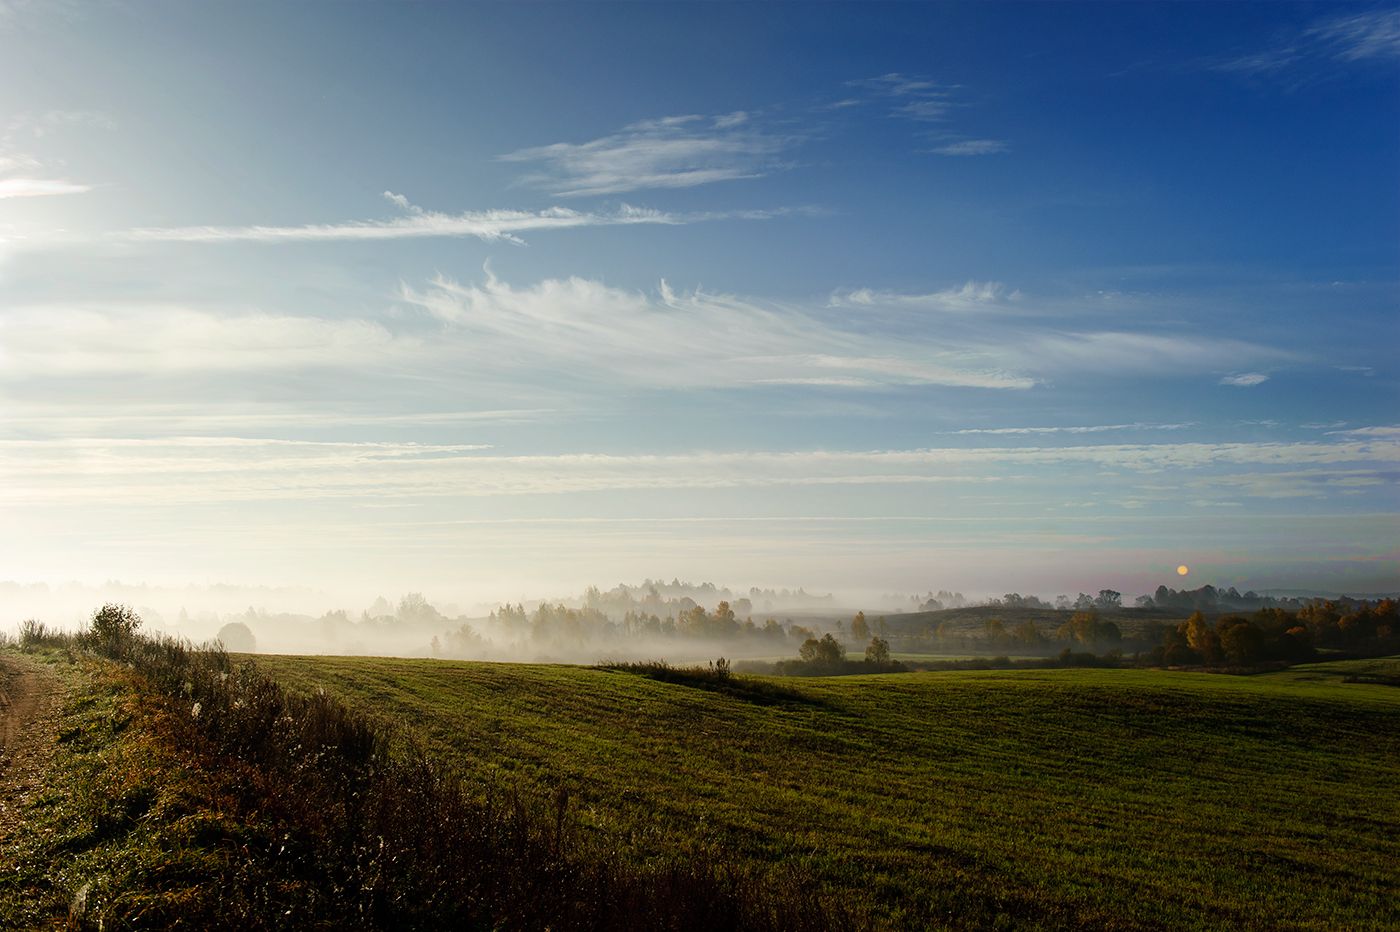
[799,633,846,667]
[90,603,141,652]
[678,604,711,638]
[216,621,256,653]
[1058,609,1120,648]
[1013,620,1044,646]
[865,636,891,665]
[397,592,442,624]
[850,611,870,641]
[984,618,1009,647]
[1183,611,1221,664]
[711,601,739,637]
[1095,589,1122,611]
[1059,609,1096,645]
[1218,618,1265,665]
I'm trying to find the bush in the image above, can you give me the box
[88,603,141,655]
[18,618,54,647]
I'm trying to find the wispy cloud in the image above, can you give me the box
[1011,333,1287,376]
[85,193,806,248]
[500,112,799,197]
[0,111,108,199]
[1221,372,1269,387]
[113,196,698,246]
[830,281,1021,312]
[5,437,1394,507]
[847,73,1012,158]
[951,423,1193,436]
[0,304,397,377]
[1214,8,1400,76]
[0,176,91,199]
[1329,425,1400,439]
[1185,468,1395,501]
[401,271,1289,387]
[1307,9,1400,62]
[399,270,1035,390]
[929,139,1009,157]
[4,271,1289,397]
[1213,48,1301,76]
[0,406,554,438]
[849,73,959,122]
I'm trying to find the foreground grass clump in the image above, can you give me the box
[0,648,315,928]
[4,619,843,931]
[257,653,1400,930]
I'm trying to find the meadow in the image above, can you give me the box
[255,654,1400,929]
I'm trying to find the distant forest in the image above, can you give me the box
[177,579,1398,669]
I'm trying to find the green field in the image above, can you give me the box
[255,654,1400,929]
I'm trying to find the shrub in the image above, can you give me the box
[88,603,142,655]
[18,618,54,647]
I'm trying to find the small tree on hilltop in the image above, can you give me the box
[851,611,870,642]
[217,621,257,653]
[90,603,141,654]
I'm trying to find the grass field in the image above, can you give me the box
[255,654,1400,929]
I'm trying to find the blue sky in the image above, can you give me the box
[1,1,1396,606]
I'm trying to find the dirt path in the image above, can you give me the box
[0,654,65,842]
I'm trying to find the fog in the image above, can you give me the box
[8,574,1369,666]
[0,577,937,664]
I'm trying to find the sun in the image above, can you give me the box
[1177,564,1190,576]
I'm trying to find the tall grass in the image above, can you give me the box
[42,622,847,931]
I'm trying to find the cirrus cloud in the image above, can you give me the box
[500,112,800,197]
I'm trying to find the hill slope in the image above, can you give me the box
[256,655,1400,929]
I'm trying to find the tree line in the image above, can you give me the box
[1150,599,1398,667]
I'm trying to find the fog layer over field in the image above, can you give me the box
[4,574,1368,665]
[1,578,901,662]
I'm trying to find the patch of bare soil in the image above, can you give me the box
[0,654,65,844]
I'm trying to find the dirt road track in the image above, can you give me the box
[0,654,64,844]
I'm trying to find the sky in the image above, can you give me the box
[1,0,1397,612]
